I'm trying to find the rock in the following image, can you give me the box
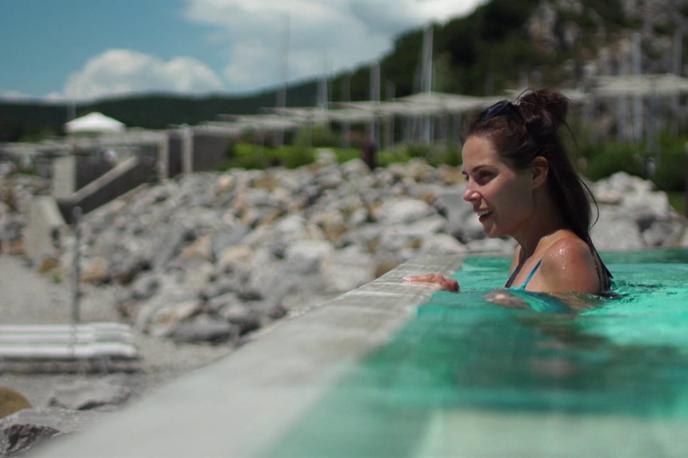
[217,244,254,274]
[266,214,323,257]
[591,208,645,250]
[211,227,249,260]
[0,408,97,452]
[420,233,467,255]
[133,284,197,333]
[315,148,337,165]
[110,254,149,285]
[438,165,464,185]
[405,158,434,182]
[169,315,240,344]
[180,260,216,292]
[180,234,214,262]
[373,217,447,260]
[316,169,344,190]
[341,158,370,177]
[217,302,261,335]
[80,256,110,284]
[434,191,483,242]
[129,273,161,302]
[0,387,31,420]
[35,256,59,274]
[48,377,131,410]
[146,299,204,337]
[0,420,60,457]
[321,246,376,292]
[284,239,334,274]
[466,237,515,254]
[214,174,235,195]
[375,198,436,225]
[152,225,192,269]
[641,219,684,247]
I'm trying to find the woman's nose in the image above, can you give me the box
[463,187,479,203]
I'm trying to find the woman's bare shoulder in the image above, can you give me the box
[539,235,599,293]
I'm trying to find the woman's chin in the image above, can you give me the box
[482,225,504,238]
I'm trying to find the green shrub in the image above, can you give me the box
[654,149,687,192]
[218,143,315,170]
[277,145,315,168]
[580,132,688,193]
[582,142,645,181]
[378,146,411,166]
[332,148,361,163]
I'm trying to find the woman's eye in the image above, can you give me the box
[475,172,494,184]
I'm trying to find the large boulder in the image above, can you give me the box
[168,315,240,344]
[433,191,483,242]
[48,377,131,410]
[285,239,334,274]
[374,198,436,225]
[591,207,645,250]
[321,246,376,293]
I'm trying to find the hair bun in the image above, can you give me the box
[517,89,568,138]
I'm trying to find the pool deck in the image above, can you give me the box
[33,254,463,458]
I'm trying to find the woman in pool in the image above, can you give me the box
[407,89,612,295]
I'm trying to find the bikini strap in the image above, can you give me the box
[504,262,524,288]
[518,259,542,290]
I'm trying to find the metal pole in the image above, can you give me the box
[71,206,82,324]
[369,61,381,145]
[421,24,434,144]
[632,32,643,142]
[341,74,351,148]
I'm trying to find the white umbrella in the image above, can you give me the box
[65,112,125,134]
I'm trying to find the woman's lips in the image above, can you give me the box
[476,210,492,223]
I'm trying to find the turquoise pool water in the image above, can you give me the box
[267,249,688,457]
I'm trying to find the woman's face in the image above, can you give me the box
[461,135,534,238]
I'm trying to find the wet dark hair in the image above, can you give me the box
[468,89,611,290]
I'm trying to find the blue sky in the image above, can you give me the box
[0,0,483,101]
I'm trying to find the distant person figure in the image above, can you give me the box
[361,137,378,170]
[405,89,612,296]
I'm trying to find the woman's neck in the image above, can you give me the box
[513,192,567,260]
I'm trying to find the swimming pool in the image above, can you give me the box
[266,249,688,457]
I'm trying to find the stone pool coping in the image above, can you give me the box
[34,253,464,458]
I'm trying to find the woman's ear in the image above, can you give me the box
[531,156,549,188]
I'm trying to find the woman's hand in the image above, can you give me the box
[484,290,527,308]
[403,273,459,292]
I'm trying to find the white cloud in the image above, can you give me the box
[63,49,224,100]
[183,0,484,92]
[0,90,32,101]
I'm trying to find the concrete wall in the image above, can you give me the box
[23,196,65,263]
[57,156,156,223]
[165,130,232,179]
[75,156,114,190]
[192,133,232,172]
[166,133,184,179]
[51,156,77,199]
[52,155,115,200]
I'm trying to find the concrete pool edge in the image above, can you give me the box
[33,253,464,458]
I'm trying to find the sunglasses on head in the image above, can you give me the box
[480,99,523,122]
